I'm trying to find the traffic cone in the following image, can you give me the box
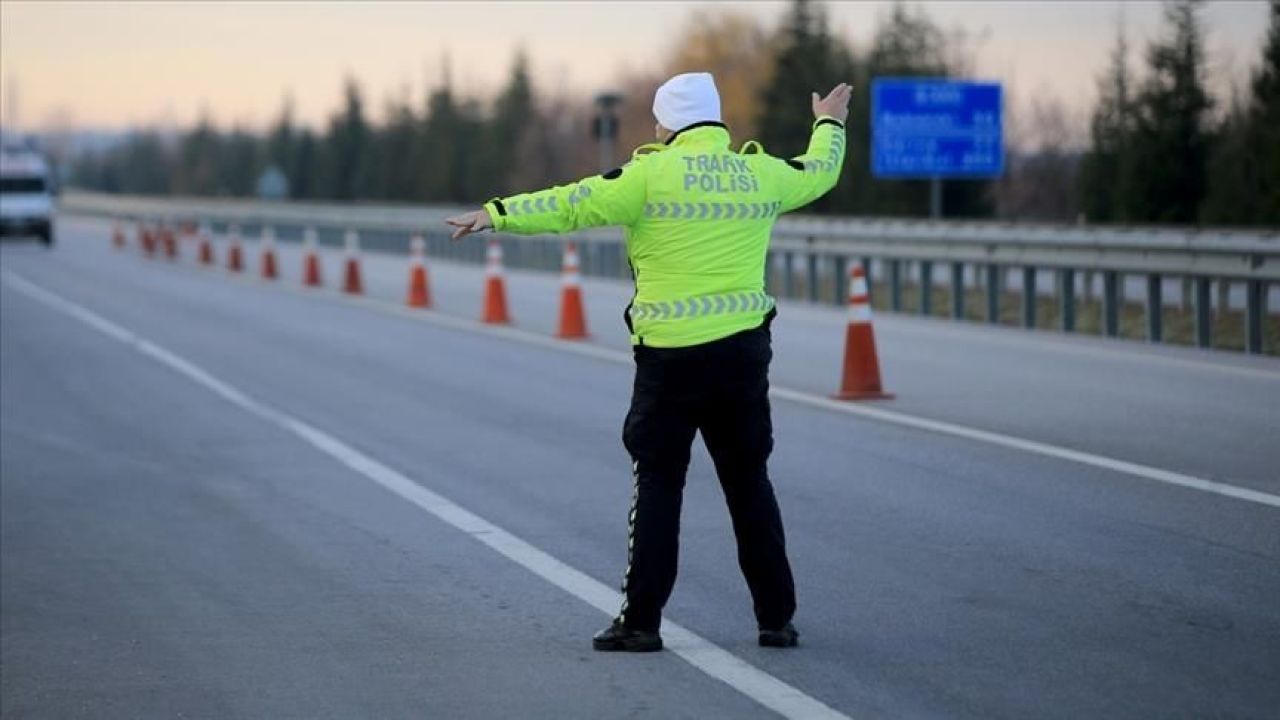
[833,264,894,401]
[260,226,278,280]
[343,230,364,295]
[556,241,589,339]
[227,225,244,273]
[161,224,178,261]
[197,224,215,265]
[481,239,511,324]
[137,222,153,256]
[112,221,125,250]
[302,228,323,287]
[406,234,431,308]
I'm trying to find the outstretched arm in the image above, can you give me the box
[765,83,851,214]
[446,164,647,240]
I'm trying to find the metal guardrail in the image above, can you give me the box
[61,191,1279,354]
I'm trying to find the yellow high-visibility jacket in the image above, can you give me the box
[483,117,846,347]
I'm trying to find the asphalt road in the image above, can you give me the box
[200,221,1280,489]
[2,217,1278,719]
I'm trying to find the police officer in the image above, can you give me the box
[447,72,849,652]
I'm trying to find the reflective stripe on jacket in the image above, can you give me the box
[484,117,846,348]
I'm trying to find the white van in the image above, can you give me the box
[0,149,56,246]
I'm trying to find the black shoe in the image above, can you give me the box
[758,623,799,648]
[592,620,663,652]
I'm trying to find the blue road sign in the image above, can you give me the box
[872,79,1003,178]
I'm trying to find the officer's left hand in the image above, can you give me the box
[445,210,493,240]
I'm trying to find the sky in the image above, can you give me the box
[0,1,1270,136]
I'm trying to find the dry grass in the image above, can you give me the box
[769,270,1278,356]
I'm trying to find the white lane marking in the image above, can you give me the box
[842,313,1280,383]
[216,269,1280,511]
[768,388,1280,509]
[1,270,852,720]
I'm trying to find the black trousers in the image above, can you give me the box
[617,313,795,632]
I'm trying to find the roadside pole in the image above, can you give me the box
[593,92,623,173]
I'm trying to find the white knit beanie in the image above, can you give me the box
[652,72,722,132]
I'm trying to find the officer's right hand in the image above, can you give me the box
[811,83,852,124]
[445,209,493,240]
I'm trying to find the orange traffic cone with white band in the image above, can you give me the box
[481,239,511,324]
[227,225,244,272]
[260,226,278,280]
[197,224,215,265]
[833,264,894,401]
[162,224,178,261]
[302,228,323,287]
[112,221,126,250]
[406,234,431,308]
[343,230,364,295]
[556,241,589,339]
[137,222,152,256]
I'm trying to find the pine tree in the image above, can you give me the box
[487,51,535,196]
[757,0,839,198]
[217,128,261,197]
[291,129,317,200]
[1201,88,1257,224]
[1248,0,1280,223]
[320,78,371,201]
[417,63,459,202]
[1126,0,1213,224]
[174,112,220,195]
[756,0,851,212]
[861,2,948,217]
[369,91,419,202]
[859,2,991,217]
[757,0,824,151]
[1079,24,1134,223]
[266,97,296,197]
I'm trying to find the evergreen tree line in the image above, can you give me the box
[754,0,992,217]
[72,55,542,206]
[70,0,1279,225]
[1079,0,1279,226]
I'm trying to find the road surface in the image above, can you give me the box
[2,217,1278,719]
